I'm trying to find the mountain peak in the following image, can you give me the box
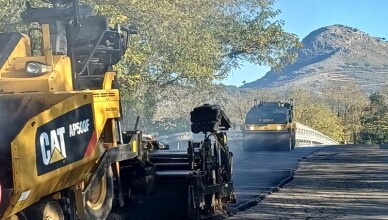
[242,25,388,91]
[301,24,375,56]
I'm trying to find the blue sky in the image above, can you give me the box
[222,0,388,86]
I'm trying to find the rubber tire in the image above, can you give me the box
[84,166,114,220]
[228,152,234,177]
[25,199,64,220]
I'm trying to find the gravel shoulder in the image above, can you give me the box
[229,144,388,219]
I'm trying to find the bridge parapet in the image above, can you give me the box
[295,122,338,145]
[156,122,338,146]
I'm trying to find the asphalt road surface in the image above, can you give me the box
[229,144,388,219]
[228,141,322,211]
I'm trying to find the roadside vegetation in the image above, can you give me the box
[359,91,388,144]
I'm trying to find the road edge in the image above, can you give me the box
[228,147,324,216]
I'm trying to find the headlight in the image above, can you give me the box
[277,125,283,130]
[249,126,255,131]
[25,62,52,76]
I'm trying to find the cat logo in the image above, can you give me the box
[39,127,67,165]
[35,104,95,176]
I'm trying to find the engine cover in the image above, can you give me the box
[190,104,231,134]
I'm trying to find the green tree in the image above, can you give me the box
[291,88,344,141]
[359,92,388,144]
[322,81,367,143]
[221,88,255,125]
[1,0,301,85]
[85,0,301,86]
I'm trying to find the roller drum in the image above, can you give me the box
[243,131,292,151]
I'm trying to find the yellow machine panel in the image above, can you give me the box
[4,90,120,217]
[0,56,74,93]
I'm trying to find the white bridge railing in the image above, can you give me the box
[294,122,338,146]
[156,122,338,147]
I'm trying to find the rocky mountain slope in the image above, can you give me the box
[242,25,388,91]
